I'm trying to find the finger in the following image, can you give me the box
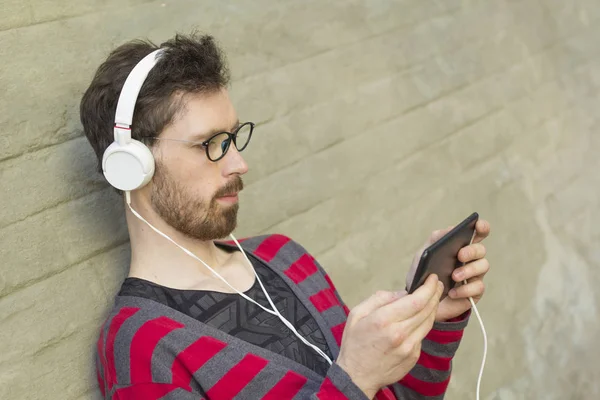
[473,219,490,244]
[389,279,442,336]
[409,302,438,341]
[458,242,487,263]
[448,278,485,299]
[409,228,453,287]
[391,293,439,354]
[452,258,490,282]
[376,274,440,323]
[428,226,453,245]
[352,290,402,320]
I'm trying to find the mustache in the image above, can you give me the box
[214,176,244,198]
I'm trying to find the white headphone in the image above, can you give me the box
[102,49,163,191]
[102,48,335,365]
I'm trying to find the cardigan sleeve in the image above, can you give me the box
[95,308,210,400]
[109,383,206,400]
[108,365,368,400]
[292,239,470,400]
[389,311,470,399]
[309,362,371,399]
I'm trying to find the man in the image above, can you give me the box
[81,33,490,400]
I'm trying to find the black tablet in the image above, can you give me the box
[408,212,479,298]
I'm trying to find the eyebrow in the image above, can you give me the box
[189,119,240,142]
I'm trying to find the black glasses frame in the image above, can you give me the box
[150,121,255,162]
[201,121,255,162]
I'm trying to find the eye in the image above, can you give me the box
[207,139,220,149]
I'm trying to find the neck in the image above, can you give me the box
[124,193,233,289]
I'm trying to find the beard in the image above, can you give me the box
[150,164,244,241]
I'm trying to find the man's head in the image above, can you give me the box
[80,33,249,241]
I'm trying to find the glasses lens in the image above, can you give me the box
[234,123,253,152]
[207,132,230,160]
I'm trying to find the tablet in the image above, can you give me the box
[408,212,479,298]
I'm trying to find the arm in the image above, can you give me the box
[95,312,208,400]
[112,365,369,400]
[96,349,208,400]
[312,258,469,400]
[389,219,491,398]
[309,363,371,400]
[390,312,470,399]
[111,384,206,400]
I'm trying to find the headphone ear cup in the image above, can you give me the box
[102,139,155,191]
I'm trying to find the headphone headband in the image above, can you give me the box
[113,49,164,142]
[102,48,162,191]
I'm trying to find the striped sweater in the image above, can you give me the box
[96,234,469,399]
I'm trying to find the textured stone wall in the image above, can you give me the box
[1,0,599,399]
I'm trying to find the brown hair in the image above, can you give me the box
[80,32,230,175]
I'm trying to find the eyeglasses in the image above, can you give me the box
[151,121,255,162]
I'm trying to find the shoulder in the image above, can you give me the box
[254,234,312,262]
[98,295,196,335]
[96,297,187,363]
[243,234,345,296]
[221,233,332,281]
[231,234,317,269]
[95,298,201,390]
[220,234,313,264]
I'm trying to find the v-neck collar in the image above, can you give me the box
[215,240,342,360]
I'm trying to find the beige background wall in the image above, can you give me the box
[1,0,599,399]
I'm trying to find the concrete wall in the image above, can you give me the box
[1,0,599,399]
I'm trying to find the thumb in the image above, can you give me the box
[351,290,401,320]
[428,225,454,246]
[407,226,454,289]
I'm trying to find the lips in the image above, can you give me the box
[218,192,238,198]
[215,177,244,200]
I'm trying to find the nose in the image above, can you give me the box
[221,144,249,177]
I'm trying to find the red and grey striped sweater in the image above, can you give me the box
[96,234,469,399]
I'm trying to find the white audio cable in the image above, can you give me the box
[463,229,487,400]
[465,295,487,400]
[124,191,333,365]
